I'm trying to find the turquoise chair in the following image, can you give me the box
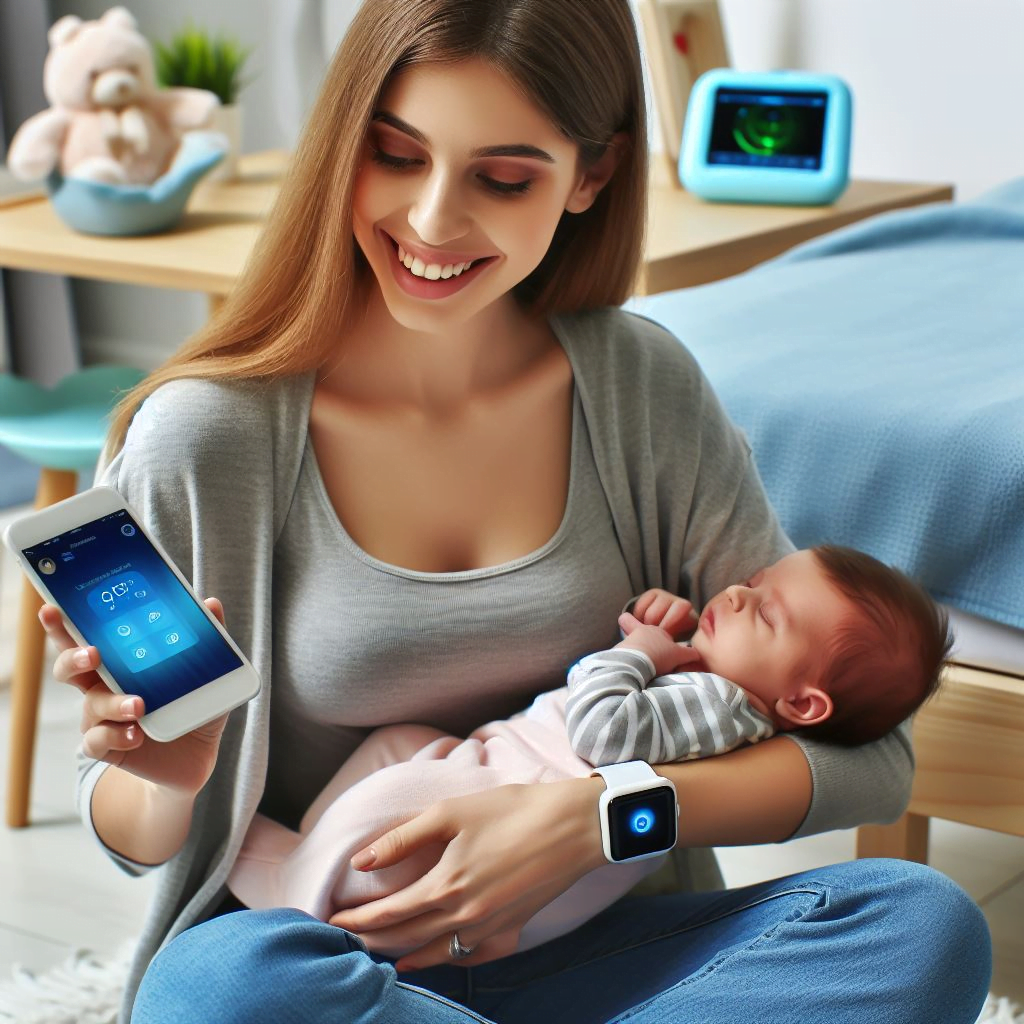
[0,365,146,827]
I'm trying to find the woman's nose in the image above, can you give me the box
[407,172,468,246]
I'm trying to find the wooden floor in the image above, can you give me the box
[0,501,1021,1006]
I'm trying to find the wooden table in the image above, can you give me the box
[639,158,954,294]
[0,150,954,306]
[0,151,288,314]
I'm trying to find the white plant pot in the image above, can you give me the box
[207,103,243,181]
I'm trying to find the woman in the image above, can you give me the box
[43,2,989,1021]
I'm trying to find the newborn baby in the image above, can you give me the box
[227,545,949,955]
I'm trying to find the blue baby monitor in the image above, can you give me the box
[679,69,852,205]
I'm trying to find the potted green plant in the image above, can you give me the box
[154,23,253,181]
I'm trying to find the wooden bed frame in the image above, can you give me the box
[856,662,1024,862]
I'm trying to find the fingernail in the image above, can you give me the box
[121,698,138,717]
[75,650,91,668]
[126,726,136,741]
[351,847,376,870]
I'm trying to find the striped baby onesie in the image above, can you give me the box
[566,648,775,765]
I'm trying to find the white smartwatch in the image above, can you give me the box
[592,761,679,863]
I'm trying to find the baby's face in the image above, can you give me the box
[689,550,851,712]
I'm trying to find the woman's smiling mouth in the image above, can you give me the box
[381,230,498,299]
[385,231,496,275]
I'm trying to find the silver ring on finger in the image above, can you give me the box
[449,932,474,960]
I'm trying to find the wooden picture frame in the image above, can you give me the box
[636,0,731,187]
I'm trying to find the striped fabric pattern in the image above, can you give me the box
[566,648,775,766]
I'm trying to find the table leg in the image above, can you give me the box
[856,813,930,864]
[6,468,79,828]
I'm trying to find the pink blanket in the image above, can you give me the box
[227,688,661,954]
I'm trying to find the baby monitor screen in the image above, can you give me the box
[707,87,828,170]
[21,509,241,713]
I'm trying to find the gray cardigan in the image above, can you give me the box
[79,308,913,1022]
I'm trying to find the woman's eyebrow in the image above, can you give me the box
[371,111,556,163]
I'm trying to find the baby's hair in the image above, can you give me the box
[808,545,952,746]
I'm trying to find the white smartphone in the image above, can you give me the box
[3,485,261,742]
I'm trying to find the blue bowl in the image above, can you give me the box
[46,131,228,236]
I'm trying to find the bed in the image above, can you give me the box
[629,177,1024,860]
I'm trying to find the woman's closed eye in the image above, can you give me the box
[369,146,534,196]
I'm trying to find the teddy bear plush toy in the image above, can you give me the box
[7,7,219,186]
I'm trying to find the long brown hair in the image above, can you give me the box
[102,0,649,465]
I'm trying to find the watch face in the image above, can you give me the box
[607,786,677,861]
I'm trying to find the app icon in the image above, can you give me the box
[38,558,56,575]
[134,647,148,660]
[148,611,161,624]
[165,632,180,645]
[121,524,136,537]
[61,552,75,562]
[117,624,132,637]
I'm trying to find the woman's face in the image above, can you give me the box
[352,58,596,331]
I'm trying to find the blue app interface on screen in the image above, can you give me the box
[22,508,242,714]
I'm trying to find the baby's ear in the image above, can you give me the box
[775,687,833,728]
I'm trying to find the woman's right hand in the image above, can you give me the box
[40,599,230,799]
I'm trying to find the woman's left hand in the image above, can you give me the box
[328,776,606,971]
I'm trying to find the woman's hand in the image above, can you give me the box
[328,776,608,971]
[39,598,230,798]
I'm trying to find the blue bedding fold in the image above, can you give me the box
[629,178,1024,629]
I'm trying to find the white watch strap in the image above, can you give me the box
[592,761,659,788]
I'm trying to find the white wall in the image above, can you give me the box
[37,0,1024,366]
[721,0,1024,201]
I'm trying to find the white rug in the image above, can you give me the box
[0,941,1018,1024]
[0,942,135,1024]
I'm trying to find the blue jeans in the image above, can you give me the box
[132,859,991,1023]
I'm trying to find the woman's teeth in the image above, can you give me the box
[397,243,479,281]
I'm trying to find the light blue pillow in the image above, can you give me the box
[46,131,227,236]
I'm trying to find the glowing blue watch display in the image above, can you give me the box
[592,761,679,863]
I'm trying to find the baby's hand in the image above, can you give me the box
[631,589,696,638]
[617,614,703,677]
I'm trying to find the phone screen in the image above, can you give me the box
[21,508,242,714]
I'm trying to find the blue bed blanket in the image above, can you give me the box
[630,178,1024,629]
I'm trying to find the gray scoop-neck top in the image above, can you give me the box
[79,307,913,1024]
[261,385,635,830]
